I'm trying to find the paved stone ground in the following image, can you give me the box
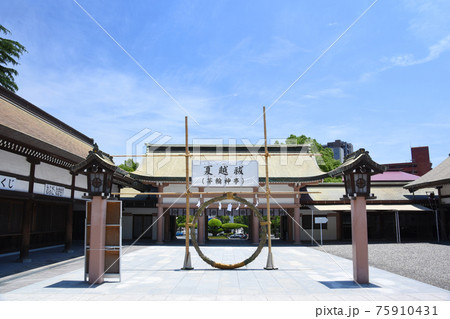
[0,242,148,293]
[315,242,450,291]
[1,244,449,301]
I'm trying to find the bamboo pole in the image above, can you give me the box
[182,116,193,270]
[263,106,277,270]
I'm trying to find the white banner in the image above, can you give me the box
[192,161,259,187]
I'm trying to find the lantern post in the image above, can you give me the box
[340,149,384,284]
[72,146,115,284]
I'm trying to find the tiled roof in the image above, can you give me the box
[327,148,386,177]
[405,156,450,191]
[0,86,93,163]
[372,171,420,182]
[305,184,431,201]
[132,144,327,182]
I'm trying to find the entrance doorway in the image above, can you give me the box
[133,215,153,239]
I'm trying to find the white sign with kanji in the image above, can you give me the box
[192,161,259,187]
[0,175,16,190]
[45,184,65,197]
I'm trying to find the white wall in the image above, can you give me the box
[441,185,450,205]
[0,150,31,194]
[299,211,337,242]
[0,149,30,175]
[35,162,72,185]
[75,174,87,189]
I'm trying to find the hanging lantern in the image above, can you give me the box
[71,145,117,198]
[336,149,386,199]
[86,164,114,197]
[343,165,371,198]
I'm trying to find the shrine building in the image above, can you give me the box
[120,144,437,244]
[0,86,443,258]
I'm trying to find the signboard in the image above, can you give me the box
[314,217,328,245]
[192,161,259,187]
[315,217,328,224]
[45,184,65,197]
[0,175,16,190]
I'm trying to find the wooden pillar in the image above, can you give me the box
[351,196,369,284]
[250,211,259,244]
[164,213,170,241]
[156,204,164,243]
[89,196,107,284]
[20,157,39,262]
[197,188,205,244]
[293,206,301,244]
[251,212,259,244]
[287,210,293,241]
[204,210,209,241]
[156,185,164,244]
[279,215,285,240]
[65,173,76,253]
[293,184,301,244]
[251,188,259,244]
[197,210,205,244]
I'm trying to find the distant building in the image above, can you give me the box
[323,140,353,162]
[405,155,450,240]
[384,146,432,176]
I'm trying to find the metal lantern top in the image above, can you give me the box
[86,163,114,196]
[326,148,386,199]
[343,165,372,198]
[71,144,117,197]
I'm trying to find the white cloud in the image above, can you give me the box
[403,0,450,41]
[17,64,278,156]
[389,34,450,67]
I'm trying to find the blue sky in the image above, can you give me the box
[2,0,450,167]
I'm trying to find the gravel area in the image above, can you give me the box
[315,242,450,291]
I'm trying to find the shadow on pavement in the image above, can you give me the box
[0,242,85,279]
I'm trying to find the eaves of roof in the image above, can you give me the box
[327,148,386,177]
[404,156,450,192]
[1,88,93,162]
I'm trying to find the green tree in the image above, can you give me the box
[118,158,139,172]
[287,134,342,182]
[217,216,230,224]
[270,216,281,236]
[0,25,27,93]
[262,216,281,237]
[208,218,223,236]
[176,215,196,230]
[176,216,186,228]
[234,215,249,226]
[222,223,248,233]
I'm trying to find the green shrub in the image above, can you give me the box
[208,218,223,236]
